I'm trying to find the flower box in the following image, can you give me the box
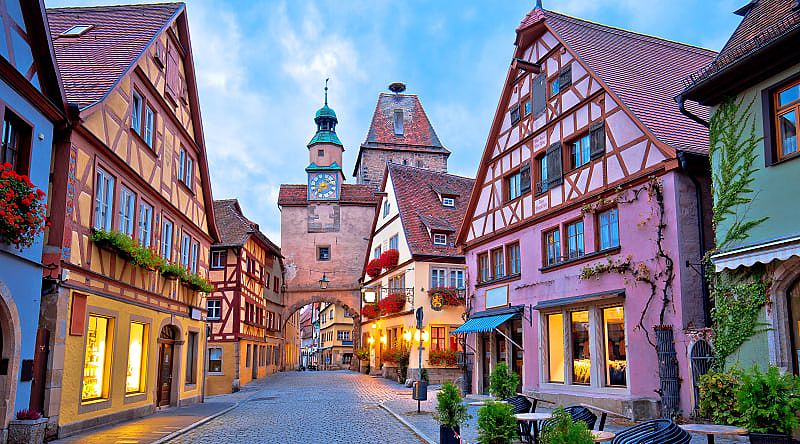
[428,288,465,307]
[0,164,47,250]
[378,293,406,315]
[8,417,47,444]
[361,304,380,319]
[428,349,458,367]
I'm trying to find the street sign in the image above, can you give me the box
[415,307,423,329]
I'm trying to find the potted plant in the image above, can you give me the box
[540,406,594,444]
[159,261,187,280]
[698,368,741,425]
[8,409,47,444]
[435,381,470,444]
[476,401,517,444]
[736,366,800,444]
[0,164,47,249]
[488,363,519,400]
[181,271,214,293]
[360,304,380,319]
[355,347,370,373]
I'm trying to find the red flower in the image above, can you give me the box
[366,258,383,278]
[379,249,400,269]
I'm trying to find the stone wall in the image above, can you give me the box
[356,148,448,187]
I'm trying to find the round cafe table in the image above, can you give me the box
[514,412,553,444]
[467,400,508,406]
[591,430,616,443]
[679,424,748,444]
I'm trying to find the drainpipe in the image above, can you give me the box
[676,94,710,128]
[678,151,712,327]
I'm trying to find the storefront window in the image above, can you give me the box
[126,322,146,394]
[603,307,627,387]
[208,347,223,373]
[83,315,111,401]
[571,311,590,385]
[547,313,564,383]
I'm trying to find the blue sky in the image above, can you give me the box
[47,0,744,243]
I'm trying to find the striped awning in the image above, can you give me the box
[451,312,516,334]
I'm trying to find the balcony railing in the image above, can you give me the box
[361,287,415,307]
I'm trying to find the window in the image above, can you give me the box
[117,186,136,236]
[211,250,226,269]
[190,241,199,273]
[547,313,564,383]
[491,248,504,279]
[478,253,490,283]
[394,109,404,135]
[571,311,591,384]
[506,242,521,275]
[449,269,465,289]
[1,111,30,174]
[317,246,330,261]
[246,344,251,368]
[523,99,531,116]
[383,200,391,217]
[389,234,399,250]
[388,273,405,290]
[566,220,585,259]
[538,143,563,194]
[144,106,154,147]
[208,347,223,373]
[544,228,561,266]
[138,202,153,247]
[537,155,549,195]
[550,64,572,97]
[510,104,521,125]
[126,322,146,394]
[598,208,620,250]
[82,315,111,401]
[318,149,325,157]
[161,218,173,259]
[569,134,591,170]
[431,327,447,352]
[207,299,221,320]
[442,197,455,207]
[776,80,800,159]
[433,233,447,246]
[60,25,93,37]
[550,77,560,97]
[374,246,382,259]
[93,168,115,231]
[178,148,194,188]
[603,307,626,387]
[181,232,191,267]
[506,171,522,201]
[431,268,447,289]
[131,92,142,133]
[337,331,350,341]
[274,276,280,292]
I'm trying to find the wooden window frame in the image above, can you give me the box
[210,250,226,269]
[490,247,505,280]
[535,153,548,195]
[522,94,531,117]
[564,218,585,260]
[118,185,137,237]
[93,166,116,231]
[505,241,521,276]
[774,77,800,162]
[0,106,33,175]
[161,216,174,260]
[510,103,521,126]
[143,105,155,148]
[477,252,490,283]
[542,226,562,267]
[504,168,523,202]
[567,132,591,171]
[137,199,154,248]
[131,89,143,134]
[208,347,223,374]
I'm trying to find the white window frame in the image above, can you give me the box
[181,232,192,267]
[210,250,226,269]
[144,105,154,147]
[161,218,173,260]
[208,347,223,374]
[118,186,136,236]
[431,268,447,289]
[131,92,142,133]
[433,233,447,246]
[178,148,185,182]
[190,240,199,273]
[373,246,381,259]
[449,269,464,289]
[598,208,620,251]
[442,197,455,207]
[94,168,115,231]
[138,202,153,247]
[207,299,221,320]
[389,234,399,251]
[383,200,390,217]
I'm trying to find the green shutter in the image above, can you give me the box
[546,142,563,188]
[533,74,546,118]
[590,121,606,160]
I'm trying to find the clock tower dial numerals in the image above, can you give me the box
[309,172,338,200]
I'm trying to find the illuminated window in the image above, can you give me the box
[208,347,223,373]
[126,322,146,394]
[571,311,591,385]
[603,307,627,387]
[431,327,446,351]
[547,313,564,383]
[82,315,111,401]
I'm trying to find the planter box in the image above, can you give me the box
[439,425,460,444]
[8,417,47,444]
[749,433,792,444]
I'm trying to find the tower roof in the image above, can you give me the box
[308,79,342,147]
[361,93,448,152]
[315,104,337,119]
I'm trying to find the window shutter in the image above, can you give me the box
[510,104,521,125]
[166,45,180,99]
[546,142,563,187]
[558,64,572,90]
[533,74,546,117]
[519,160,531,194]
[590,121,606,160]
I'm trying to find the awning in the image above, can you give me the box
[712,235,800,271]
[533,289,625,310]
[451,312,516,334]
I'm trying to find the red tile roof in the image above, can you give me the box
[519,9,717,154]
[213,199,281,256]
[277,184,379,206]
[361,93,449,154]
[389,163,474,258]
[46,3,182,109]
[722,0,798,56]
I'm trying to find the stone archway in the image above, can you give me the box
[0,281,21,431]
[769,256,800,372]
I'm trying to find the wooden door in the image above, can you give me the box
[252,345,259,379]
[157,342,173,407]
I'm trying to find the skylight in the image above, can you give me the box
[60,25,93,37]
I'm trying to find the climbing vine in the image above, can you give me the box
[710,274,769,368]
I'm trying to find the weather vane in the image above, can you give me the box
[324,78,329,105]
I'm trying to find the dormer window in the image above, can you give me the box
[60,25,93,37]
[393,109,404,135]
[433,233,447,246]
[442,197,455,207]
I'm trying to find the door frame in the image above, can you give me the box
[156,340,174,407]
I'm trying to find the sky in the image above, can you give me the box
[46,0,745,244]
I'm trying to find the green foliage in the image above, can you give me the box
[420,368,429,383]
[435,381,470,428]
[90,229,165,269]
[710,274,769,367]
[488,363,519,400]
[476,401,517,444]
[540,407,594,444]
[354,348,369,361]
[181,271,215,293]
[159,261,187,279]
[736,366,800,434]
[698,368,742,425]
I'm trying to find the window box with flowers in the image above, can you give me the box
[0,164,47,249]
[378,292,406,316]
[180,271,214,293]
[159,261,187,280]
[428,288,466,307]
[366,258,382,279]
[89,229,166,270]
[361,303,380,319]
[428,349,458,367]
[380,249,399,269]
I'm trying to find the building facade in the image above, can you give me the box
[0,0,66,438]
[360,163,473,384]
[318,302,354,369]
[679,0,800,374]
[284,309,301,371]
[206,199,285,395]
[40,4,217,438]
[456,6,715,419]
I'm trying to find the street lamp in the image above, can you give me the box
[319,273,330,290]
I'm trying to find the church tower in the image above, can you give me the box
[306,80,345,200]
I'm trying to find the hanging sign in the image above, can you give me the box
[430,291,444,311]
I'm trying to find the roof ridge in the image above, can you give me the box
[388,162,474,181]
[47,2,183,12]
[543,9,717,56]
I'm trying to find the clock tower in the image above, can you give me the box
[307,80,344,201]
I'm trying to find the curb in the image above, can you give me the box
[379,402,436,444]
[152,402,240,444]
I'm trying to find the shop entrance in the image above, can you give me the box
[157,326,177,407]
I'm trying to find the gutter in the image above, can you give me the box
[676,95,710,128]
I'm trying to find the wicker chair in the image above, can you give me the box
[611,419,691,444]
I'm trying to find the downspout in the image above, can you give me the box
[676,94,710,128]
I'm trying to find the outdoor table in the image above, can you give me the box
[514,412,553,443]
[467,400,508,406]
[679,424,748,444]
[591,430,616,443]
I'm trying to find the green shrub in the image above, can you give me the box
[90,229,164,269]
[540,407,594,444]
[435,381,470,428]
[736,366,800,434]
[698,368,741,425]
[477,401,517,444]
[488,363,519,400]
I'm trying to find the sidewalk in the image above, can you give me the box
[50,379,266,444]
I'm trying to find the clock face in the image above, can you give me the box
[309,173,338,200]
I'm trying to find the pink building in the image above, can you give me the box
[454,7,716,419]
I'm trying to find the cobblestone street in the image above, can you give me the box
[170,371,423,444]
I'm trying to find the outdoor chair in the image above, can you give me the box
[540,405,598,432]
[502,395,533,442]
[611,419,691,444]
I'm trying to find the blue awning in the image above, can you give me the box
[451,312,516,334]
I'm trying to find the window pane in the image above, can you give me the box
[547,313,564,383]
[779,110,798,156]
[779,84,800,107]
[83,315,110,400]
[571,311,590,385]
[603,307,627,387]
[546,230,560,265]
[567,221,584,259]
[209,348,222,373]
[599,209,619,250]
[126,322,146,393]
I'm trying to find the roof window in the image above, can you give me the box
[60,25,93,37]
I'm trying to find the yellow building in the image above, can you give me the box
[360,164,474,384]
[318,302,354,369]
[39,4,217,438]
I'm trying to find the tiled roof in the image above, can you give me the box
[361,93,449,154]
[213,199,281,256]
[389,163,474,258]
[46,3,182,109]
[277,184,379,206]
[519,9,717,154]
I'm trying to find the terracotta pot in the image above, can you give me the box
[8,417,47,444]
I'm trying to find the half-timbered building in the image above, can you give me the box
[207,199,285,395]
[39,4,218,437]
[455,6,716,418]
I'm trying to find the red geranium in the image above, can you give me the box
[0,163,46,249]
[428,349,458,367]
[366,258,383,278]
[379,249,399,269]
[360,304,380,319]
[429,287,466,306]
[378,292,406,315]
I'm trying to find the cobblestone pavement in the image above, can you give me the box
[170,370,424,444]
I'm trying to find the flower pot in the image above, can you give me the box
[439,425,460,444]
[749,432,792,444]
[8,417,47,444]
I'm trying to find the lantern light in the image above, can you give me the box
[414,330,421,342]
[380,335,387,344]
[403,330,412,342]
[422,330,429,342]
[319,273,330,290]
[367,336,375,344]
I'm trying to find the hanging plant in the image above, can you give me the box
[0,164,47,249]
[378,292,406,315]
[159,261,187,280]
[360,303,380,319]
[428,287,465,306]
[366,258,382,278]
[380,249,400,269]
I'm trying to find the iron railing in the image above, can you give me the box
[362,287,415,307]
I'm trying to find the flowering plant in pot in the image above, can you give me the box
[476,401,516,444]
[366,258,382,278]
[379,248,399,269]
[9,409,47,444]
[0,164,46,249]
[360,304,379,319]
[735,366,800,444]
[435,381,470,444]
[378,292,406,315]
[159,261,187,280]
[429,349,458,367]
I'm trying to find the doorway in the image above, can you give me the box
[788,280,800,375]
[252,345,259,380]
[481,333,491,394]
[157,326,177,407]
